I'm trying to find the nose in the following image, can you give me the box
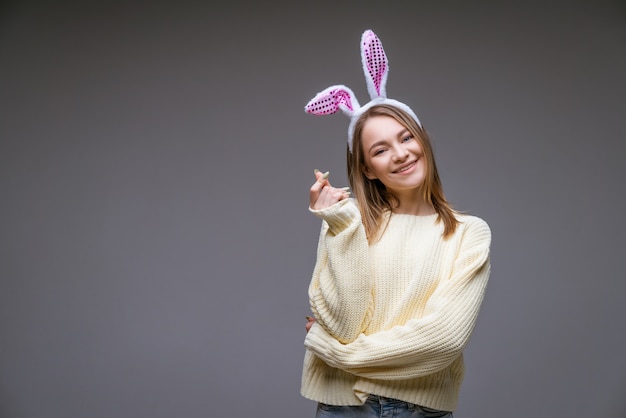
[391,144,409,162]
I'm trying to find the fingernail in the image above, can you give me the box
[306,316,313,321]
[322,171,329,179]
[314,169,320,174]
[340,187,350,191]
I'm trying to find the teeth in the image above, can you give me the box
[398,161,415,172]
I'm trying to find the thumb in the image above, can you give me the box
[311,169,331,194]
[314,169,331,185]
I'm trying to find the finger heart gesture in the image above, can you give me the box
[309,169,351,211]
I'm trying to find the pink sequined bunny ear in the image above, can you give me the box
[304,85,360,117]
[361,29,388,100]
[304,29,421,153]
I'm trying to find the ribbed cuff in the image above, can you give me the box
[303,322,334,362]
[309,198,360,235]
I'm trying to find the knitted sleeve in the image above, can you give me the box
[304,217,491,379]
[308,198,373,344]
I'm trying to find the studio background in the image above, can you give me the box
[1,1,624,417]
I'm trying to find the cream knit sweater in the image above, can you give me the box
[301,198,491,412]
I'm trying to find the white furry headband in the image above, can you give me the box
[304,29,421,153]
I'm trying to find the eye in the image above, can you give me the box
[373,148,386,156]
[401,135,414,143]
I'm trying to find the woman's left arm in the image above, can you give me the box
[304,217,491,380]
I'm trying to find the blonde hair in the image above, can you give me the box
[347,104,459,243]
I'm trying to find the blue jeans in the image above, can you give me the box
[316,395,453,418]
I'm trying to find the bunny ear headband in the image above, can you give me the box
[304,29,421,153]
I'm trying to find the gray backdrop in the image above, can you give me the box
[1,1,625,417]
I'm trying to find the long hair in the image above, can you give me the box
[347,104,459,243]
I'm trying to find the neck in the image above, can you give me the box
[391,189,436,216]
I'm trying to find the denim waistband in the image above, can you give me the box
[366,394,411,405]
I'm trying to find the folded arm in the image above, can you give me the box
[305,217,491,379]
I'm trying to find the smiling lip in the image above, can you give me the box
[393,160,417,173]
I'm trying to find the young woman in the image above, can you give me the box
[301,30,491,418]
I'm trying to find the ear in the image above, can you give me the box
[304,85,360,117]
[361,29,388,100]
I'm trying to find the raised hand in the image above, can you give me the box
[309,169,350,211]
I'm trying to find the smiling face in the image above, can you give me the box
[360,115,427,195]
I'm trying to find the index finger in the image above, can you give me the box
[311,169,331,191]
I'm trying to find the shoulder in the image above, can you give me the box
[457,214,490,231]
[455,214,491,246]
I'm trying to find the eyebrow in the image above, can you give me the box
[367,128,411,153]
